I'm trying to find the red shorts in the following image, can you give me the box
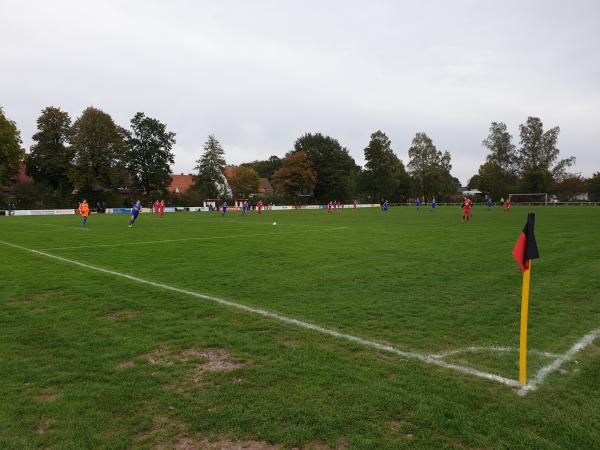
[463,208,471,215]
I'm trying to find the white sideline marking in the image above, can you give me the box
[518,328,600,396]
[431,346,561,359]
[1,239,521,389]
[39,227,349,251]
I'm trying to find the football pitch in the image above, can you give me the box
[1,206,599,449]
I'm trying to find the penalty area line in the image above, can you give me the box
[1,239,521,389]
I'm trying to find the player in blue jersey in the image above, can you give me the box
[383,199,389,213]
[221,202,228,216]
[415,198,421,211]
[486,197,493,211]
[128,200,142,227]
[431,197,436,212]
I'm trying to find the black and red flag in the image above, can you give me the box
[512,212,540,272]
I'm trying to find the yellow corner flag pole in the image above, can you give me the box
[519,261,532,385]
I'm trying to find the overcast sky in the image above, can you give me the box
[1,0,599,184]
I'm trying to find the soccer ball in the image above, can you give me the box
[273,222,277,226]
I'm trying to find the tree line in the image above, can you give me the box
[1,105,176,207]
[196,130,460,204]
[1,105,599,209]
[467,118,590,201]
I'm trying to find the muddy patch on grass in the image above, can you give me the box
[137,416,281,450]
[181,348,247,388]
[36,416,54,434]
[143,347,246,372]
[135,415,186,442]
[11,290,63,305]
[116,358,135,369]
[142,347,248,391]
[143,347,175,366]
[387,420,415,440]
[104,310,142,321]
[183,348,245,371]
[158,434,282,450]
[300,440,349,449]
[36,392,58,402]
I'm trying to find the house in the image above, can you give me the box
[258,178,273,196]
[223,166,272,197]
[167,173,195,194]
[1,163,32,193]
[223,166,236,180]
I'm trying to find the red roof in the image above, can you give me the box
[223,166,236,180]
[2,163,32,192]
[259,178,273,195]
[14,163,32,184]
[167,174,194,194]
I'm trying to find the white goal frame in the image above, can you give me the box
[508,193,548,204]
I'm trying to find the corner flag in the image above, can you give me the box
[512,212,540,385]
[512,212,540,272]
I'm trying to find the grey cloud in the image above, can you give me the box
[1,0,599,184]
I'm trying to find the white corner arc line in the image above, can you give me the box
[39,227,349,251]
[1,239,521,389]
[431,346,561,360]
[518,327,600,396]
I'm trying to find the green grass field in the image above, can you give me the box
[1,205,599,449]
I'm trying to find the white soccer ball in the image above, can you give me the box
[273,222,277,226]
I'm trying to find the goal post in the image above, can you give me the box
[509,193,548,205]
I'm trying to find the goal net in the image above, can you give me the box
[508,193,548,204]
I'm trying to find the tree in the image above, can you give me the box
[553,173,587,201]
[407,132,456,198]
[588,172,600,202]
[362,130,409,200]
[69,107,129,193]
[468,161,517,199]
[516,117,574,192]
[27,107,73,193]
[127,112,176,194]
[483,122,517,173]
[194,134,228,198]
[0,107,25,186]
[294,133,359,202]
[229,166,260,198]
[472,122,518,199]
[271,150,317,198]
[242,156,282,179]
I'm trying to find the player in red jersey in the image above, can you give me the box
[159,200,165,217]
[353,200,357,209]
[258,199,263,215]
[505,197,511,213]
[153,200,159,215]
[461,197,473,224]
[327,201,333,214]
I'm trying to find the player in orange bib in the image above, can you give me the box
[78,199,90,226]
